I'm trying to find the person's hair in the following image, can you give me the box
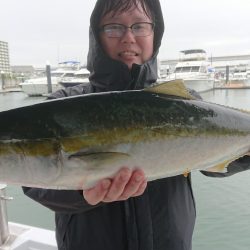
[100,0,154,21]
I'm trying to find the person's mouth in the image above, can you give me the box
[118,51,139,59]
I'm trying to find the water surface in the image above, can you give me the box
[193,89,250,250]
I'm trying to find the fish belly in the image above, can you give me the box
[0,135,250,190]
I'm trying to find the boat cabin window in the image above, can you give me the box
[190,66,200,72]
[175,67,182,73]
[175,67,192,73]
[76,73,89,78]
[63,73,75,77]
[175,66,202,73]
[51,72,64,77]
[181,67,192,72]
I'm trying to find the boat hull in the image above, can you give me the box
[20,77,62,96]
[183,78,214,93]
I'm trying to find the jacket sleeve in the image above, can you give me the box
[47,83,93,99]
[201,155,250,177]
[22,187,103,213]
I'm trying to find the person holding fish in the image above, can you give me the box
[22,0,250,249]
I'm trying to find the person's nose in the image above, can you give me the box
[121,28,136,43]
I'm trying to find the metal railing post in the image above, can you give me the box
[46,62,52,94]
[0,184,12,246]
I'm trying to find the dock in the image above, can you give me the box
[0,87,22,93]
[214,82,250,90]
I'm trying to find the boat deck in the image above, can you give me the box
[0,222,57,250]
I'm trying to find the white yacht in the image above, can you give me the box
[168,49,215,93]
[19,75,62,97]
[58,68,90,88]
[19,61,81,96]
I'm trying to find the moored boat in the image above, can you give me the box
[168,49,215,93]
[230,68,250,87]
[58,68,90,88]
[19,61,81,96]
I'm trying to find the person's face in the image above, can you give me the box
[99,5,154,69]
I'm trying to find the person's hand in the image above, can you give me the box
[83,167,147,205]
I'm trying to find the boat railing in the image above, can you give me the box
[0,184,13,246]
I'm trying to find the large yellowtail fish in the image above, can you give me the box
[0,80,250,190]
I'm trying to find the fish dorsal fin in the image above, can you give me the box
[144,79,195,99]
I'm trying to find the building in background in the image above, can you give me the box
[0,41,10,73]
[11,65,35,82]
[0,41,21,90]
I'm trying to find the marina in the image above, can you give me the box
[1,51,250,96]
[18,61,83,96]
[160,52,250,92]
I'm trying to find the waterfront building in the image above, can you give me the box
[0,41,10,73]
[11,65,35,81]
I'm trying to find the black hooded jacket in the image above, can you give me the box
[23,1,250,249]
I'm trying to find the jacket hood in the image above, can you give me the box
[87,0,165,91]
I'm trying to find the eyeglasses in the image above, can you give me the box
[100,22,155,38]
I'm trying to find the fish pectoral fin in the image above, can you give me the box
[207,151,250,173]
[206,161,229,173]
[144,79,195,100]
[68,151,130,164]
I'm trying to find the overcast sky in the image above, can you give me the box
[1,0,250,67]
